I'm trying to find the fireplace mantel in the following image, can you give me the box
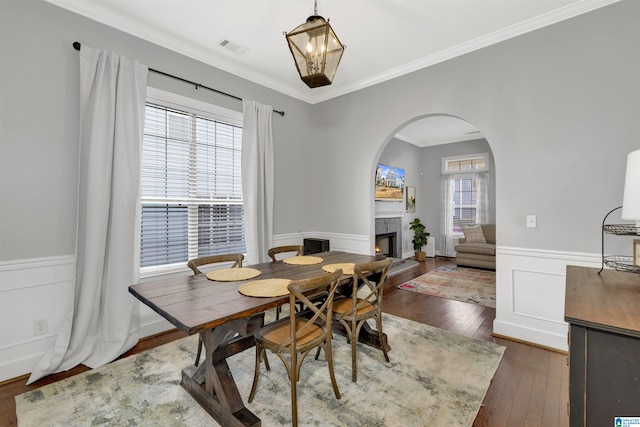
[375,212,404,219]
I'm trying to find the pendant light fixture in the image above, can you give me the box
[285,0,345,88]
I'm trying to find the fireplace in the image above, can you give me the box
[375,232,397,257]
[375,216,402,258]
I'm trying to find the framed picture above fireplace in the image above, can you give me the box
[375,163,405,201]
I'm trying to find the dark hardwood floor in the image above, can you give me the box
[0,257,569,427]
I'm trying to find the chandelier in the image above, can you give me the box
[285,0,345,88]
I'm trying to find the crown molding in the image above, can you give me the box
[44,0,315,103]
[305,0,623,104]
[46,0,622,105]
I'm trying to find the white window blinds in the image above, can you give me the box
[140,101,245,269]
[452,175,477,232]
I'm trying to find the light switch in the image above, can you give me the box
[526,215,537,228]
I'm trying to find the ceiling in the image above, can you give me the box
[395,116,485,147]
[47,0,619,146]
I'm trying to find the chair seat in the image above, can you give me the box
[332,298,375,317]
[260,318,324,348]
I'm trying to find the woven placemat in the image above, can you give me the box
[206,267,261,282]
[238,278,292,297]
[283,255,323,266]
[322,263,355,275]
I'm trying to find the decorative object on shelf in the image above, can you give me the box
[621,149,640,224]
[406,186,415,213]
[409,218,430,262]
[285,0,345,88]
[599,150,640,274]
[599,208,640,274]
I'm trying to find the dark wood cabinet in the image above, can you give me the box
[565,266,640,427]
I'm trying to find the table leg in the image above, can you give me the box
[180,319,262,427]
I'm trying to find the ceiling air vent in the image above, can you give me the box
[218,39,248,55]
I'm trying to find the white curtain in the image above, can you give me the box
[476,171,491,224]
[28,46,148,384]
[242,100,274,264]
[439,174,457,257]
[439,171,491,258]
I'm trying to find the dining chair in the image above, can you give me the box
[331,257,393,382]
[268,245,304,320]
[248,269,343,427]
[186,254,244,366]
[267,245,304,262]
[187,253,244,275]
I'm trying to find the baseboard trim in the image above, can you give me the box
[491,332,568,355]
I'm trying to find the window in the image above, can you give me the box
[442,153,488,174]
[452,175,477,232]
[140,89,245,274]
[442,153,489,234]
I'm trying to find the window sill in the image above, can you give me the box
[140,264,191,282]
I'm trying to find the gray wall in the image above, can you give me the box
[0,0,313,261]
[420,138,496,247]
[308,0,640,254]
[375,138,422,256]
[1,0,639,263]
[376,138,422,219]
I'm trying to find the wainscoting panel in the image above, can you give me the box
[494,247,601,351]
[0,256,75,382]
[512,269,566,321]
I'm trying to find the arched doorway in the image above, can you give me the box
[372,113,496,267]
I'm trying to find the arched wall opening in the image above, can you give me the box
[370,113,496,264]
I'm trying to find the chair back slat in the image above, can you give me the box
[268,245,304,263]
[274,269,342,351]
[187,254,244,275]
[352,258,392,309]
[333,257,392,382]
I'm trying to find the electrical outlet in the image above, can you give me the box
[33,318,48,336]
[526,215,537,228]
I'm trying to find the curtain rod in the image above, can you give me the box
[72,42,285,116]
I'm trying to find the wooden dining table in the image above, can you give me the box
[128,250,393,427]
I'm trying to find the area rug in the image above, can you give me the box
[16,314,504,426]
[398,265,496,308]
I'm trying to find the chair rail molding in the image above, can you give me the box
[274,232,370,255]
